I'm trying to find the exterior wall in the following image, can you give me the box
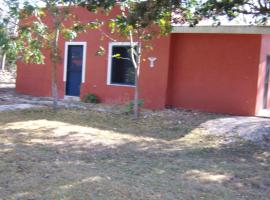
[16,7,171,109]
[166,33,261,116]
[256,34,270,113]
[15,7,267,115]
[78,33,171,109]
[16,51,52,97]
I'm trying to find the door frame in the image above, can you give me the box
[263,55,270,109]
[63,41,87,96]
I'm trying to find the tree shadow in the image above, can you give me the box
[0,126,269,199]
[0,107,230,141]
[0,87,15,93]
[11,108,270,142]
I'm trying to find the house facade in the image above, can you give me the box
[16,7,270,116]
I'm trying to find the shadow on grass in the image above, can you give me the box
[0,128,269,200]
[0,87,15,93]
[0,108,226,141]
[0,108,269,199]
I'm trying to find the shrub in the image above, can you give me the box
[83,93,100,104]
[125,99,144,114]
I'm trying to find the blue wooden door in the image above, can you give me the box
[66,45,83,96]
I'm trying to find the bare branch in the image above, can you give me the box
[98,28,117,42]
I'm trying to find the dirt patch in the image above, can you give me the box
[0,108,269,200]
[0,69,15,88]
[202,116,270,147]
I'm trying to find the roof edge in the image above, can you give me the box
[172,25,270,34]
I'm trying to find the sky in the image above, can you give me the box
[0,0,267,26]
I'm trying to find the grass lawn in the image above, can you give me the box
[0,108,269,200]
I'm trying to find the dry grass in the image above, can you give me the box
[0,100,12,105]
[0,108,269,200]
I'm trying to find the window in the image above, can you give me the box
[107,42,137,86]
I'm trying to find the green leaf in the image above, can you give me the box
[62,29,77,40]
[112,53,121,58]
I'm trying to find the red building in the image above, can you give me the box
[16,7,270,116]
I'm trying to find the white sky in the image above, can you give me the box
[0,0,267,26]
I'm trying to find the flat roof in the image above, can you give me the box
[172,25,270,34]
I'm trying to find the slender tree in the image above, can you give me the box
[81,0,198,118]
[0,0,19,71]
[2,0,89,109]
[81,0,270,118]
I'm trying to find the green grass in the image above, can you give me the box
[0,108,269,200]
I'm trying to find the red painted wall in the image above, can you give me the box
[16,7,267,115]
[256,34,270,113]
[16,50,52,97]
[16,7,171,109]
[166,34,261,115]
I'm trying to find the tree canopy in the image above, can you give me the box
[198,0,270,25]
[1,0,269,63]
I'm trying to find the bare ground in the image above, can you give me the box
[0,69,15,89]
[0,108,269,200]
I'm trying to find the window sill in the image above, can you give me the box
[107,83,135,88]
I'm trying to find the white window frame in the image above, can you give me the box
[63,41,87,83]
[107,42,137,87]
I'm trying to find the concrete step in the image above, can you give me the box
[258,109,270,118]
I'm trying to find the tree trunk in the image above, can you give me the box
[134,66,140,118]
[51,28,60,110]
[1,53,6,71]
[51,60,58,110]
[129,31,141,119]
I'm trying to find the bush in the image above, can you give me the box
[125,99,144,114]
[83,93,100,104]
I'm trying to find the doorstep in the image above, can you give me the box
[257,109,270,118]
[64,96,80,102]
